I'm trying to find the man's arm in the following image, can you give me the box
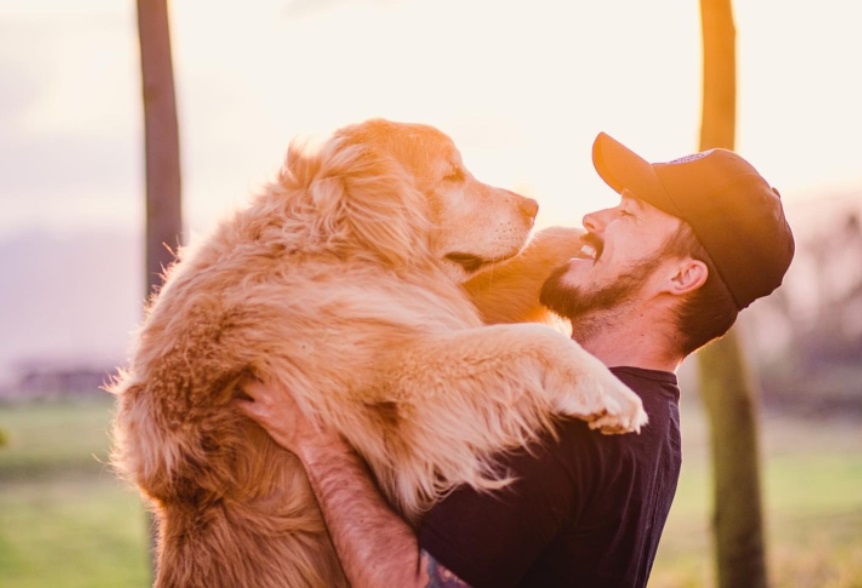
[237,381,472,588]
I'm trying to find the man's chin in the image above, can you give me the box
[539,268,582,320]
[540,266,645,325]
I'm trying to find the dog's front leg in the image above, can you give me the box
[386,322,646,433]
[356,323,647,520]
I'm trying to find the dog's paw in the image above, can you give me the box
[586,398,649,435]
[551,370,648,435]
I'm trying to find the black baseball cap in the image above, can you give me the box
[592,132,795,310]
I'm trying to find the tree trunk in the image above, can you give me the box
[139,0,183,289]
[137,0,183,580]
[698,1,769,587]
[698,336,768,588]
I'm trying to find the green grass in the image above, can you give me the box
[651,405,862,588]
[0,397,860,587]
[0,398,150,588]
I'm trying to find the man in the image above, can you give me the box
[238,132,794,587]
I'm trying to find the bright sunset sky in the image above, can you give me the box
[2,0,861,237]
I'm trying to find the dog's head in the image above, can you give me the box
[278,118,538,281]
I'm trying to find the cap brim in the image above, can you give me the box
[592,133,680,218]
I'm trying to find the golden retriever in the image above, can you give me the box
[109,119,647,588]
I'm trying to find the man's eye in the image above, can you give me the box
[444,168,464,182]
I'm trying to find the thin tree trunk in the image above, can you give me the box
[139,0,183,289]
[137,0,183,580]
[699,0,736,151]
[698,1,769,586]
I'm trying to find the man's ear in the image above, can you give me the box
[665,258,708,296]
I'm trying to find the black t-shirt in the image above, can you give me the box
[419,367,681,588]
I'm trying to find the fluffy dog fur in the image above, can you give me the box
[110,119,647,588]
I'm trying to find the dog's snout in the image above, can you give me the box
[517,195,539,221]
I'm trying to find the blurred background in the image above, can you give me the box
[0,1,859,586]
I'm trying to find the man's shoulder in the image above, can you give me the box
[610,366,679,396]
[609,366,681,428]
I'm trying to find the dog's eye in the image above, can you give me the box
[444,168,465,182]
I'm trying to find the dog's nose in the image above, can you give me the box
[517,195,540,221]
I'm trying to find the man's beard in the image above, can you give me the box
[539,257,662,342]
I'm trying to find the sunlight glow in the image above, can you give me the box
[0,0,860,235]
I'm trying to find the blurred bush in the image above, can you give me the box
[744,203,862,417]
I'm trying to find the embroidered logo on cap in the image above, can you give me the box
[665,150,715,165]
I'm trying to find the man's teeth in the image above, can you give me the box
[579,243,597,260]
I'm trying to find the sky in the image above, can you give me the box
[2,0,861,240]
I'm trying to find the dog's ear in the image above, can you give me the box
[280,125,433,269]
[338,142,432,269]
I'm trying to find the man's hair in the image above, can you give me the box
[663,222,739,355]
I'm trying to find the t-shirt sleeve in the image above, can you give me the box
[418,428,591,588]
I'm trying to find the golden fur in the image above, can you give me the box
[465,225,586,332]
[110,119,646,588]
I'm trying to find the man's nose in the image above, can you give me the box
[583,210,604,233]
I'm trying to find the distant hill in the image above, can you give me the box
[0,228,145,388]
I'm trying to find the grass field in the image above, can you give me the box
[651,404,862,587]
[0,396,860,587]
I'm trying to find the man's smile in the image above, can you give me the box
[571,234,603,264]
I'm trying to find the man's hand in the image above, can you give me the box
[236,379,348,463]
[235,380,473,588]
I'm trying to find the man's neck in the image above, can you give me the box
[572,312,683,373]
[580,337,680,373]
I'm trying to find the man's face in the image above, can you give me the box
[540,192,684,338]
